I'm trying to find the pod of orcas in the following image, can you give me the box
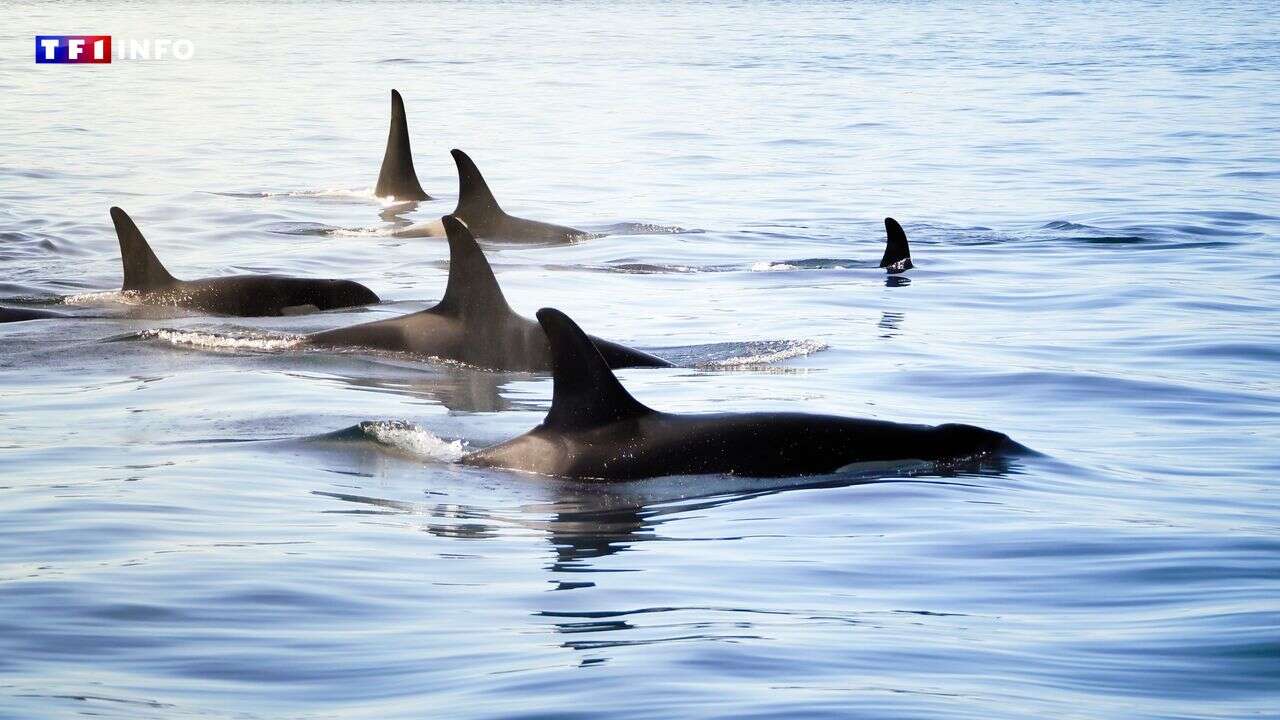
[377,89,587,242]
[2,89,1023,479]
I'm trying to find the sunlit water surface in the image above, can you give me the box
[1,2,1278,718]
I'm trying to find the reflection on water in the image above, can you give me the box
[309,453,1027,668]
[325,366,522,414]
[877,310,905,337]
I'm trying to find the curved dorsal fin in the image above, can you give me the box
[536,308,653,430]
[375,90,431,201]
[451,149,503,229]
[435,216,511,318]
[110,207,176,290]
[879,217,913,272]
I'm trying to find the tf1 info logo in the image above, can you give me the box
[35,35,196,63]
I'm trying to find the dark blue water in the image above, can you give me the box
[2,2,1278,718]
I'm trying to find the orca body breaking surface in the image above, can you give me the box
[447,149,587,243]
[109,208,379,317]
[0,306,66,323]
[306,217,668,371]
[463,308,1020,480]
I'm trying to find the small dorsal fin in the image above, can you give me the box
[435,216,511,317]
[451,149,504,229]
[879,217,913,272]
[374,90,431,201]
[536,308,653,430]
[110,207,176,291]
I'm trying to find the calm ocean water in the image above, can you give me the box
[2,2,1278,718]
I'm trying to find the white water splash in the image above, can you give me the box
[378,198,419,212]
[750,261,799,272]
[709,339,828,367]
[609,222,703,235]
[239,187,430,210]
[62,290,143,305]
[141,329,303,351]
[360,421,468,462]
[284,187,379,201]
[327,226,401,238]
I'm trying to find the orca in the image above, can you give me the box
[307,216,668,371]
[108,207,380,317]
[879,217,912,273]
[0,306,66,323]
[389,149,588,242]
[462,308,1020,480]
[394,150,589,242]
[374,89,432,201]
[449,149,587,243]
[762,217,912,274]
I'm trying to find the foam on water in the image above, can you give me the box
[705,339,829,367]
[597,222,705,235]
[326,225,400,238]
[359,420,469,462]
[608,259,869,275]
[141,329,304,351]
[61,290,142,306]
[277,188,380,201]
[750,261,800,272]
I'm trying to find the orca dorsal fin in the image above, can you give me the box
[879,217,913,272]
[110,207,176,291]
[374,90,431,201]
[435,216,512,318]
[451,149,504,229]
[536,307,654,430]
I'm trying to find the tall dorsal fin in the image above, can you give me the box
[435,216,511,317]
[451,149,504,229]
[110,207,176,291]
[374,90,431,201]
[536,308,653,430]
[878,217,913,272]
